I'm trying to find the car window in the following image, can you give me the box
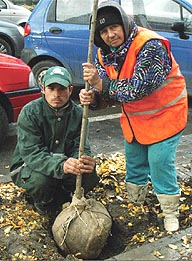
[56,0,108,25]
[121,0,192,32]
[183,7,192,33]
[0,0,7,9]
[56,0,92,24]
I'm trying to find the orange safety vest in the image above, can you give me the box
[97,27,188,144]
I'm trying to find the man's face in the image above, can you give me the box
[42,83,73,108]
[100,24,124,47]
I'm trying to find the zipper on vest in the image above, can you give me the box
[122,103,136,140]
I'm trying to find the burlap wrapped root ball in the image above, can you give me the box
[52,194,112,259]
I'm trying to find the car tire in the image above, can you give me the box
[0,104,9,148]
[0,38,13,56]
[32,60,61,87]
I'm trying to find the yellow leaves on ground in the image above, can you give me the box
[180,181,192,196]
[0,181,25,200]
[12,251,38,261]
[96,152,126,177]
[94,153,127,202]
[94,153,192,247]
[0,182,47,237]
[131,233,146,243]
[179,204,190,212]
[130,226,165,246]
[182,234,192,246]
[4,225,13,234]
[153,250,165,259]
[0,182,51,260]
[168,243,178,250]
[0,153,192,258]
[179,235,192,259]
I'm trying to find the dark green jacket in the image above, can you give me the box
[10,97,92,179]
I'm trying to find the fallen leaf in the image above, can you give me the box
[168,243,178,250]
[4,225,13,234]
[0,216,4,223]
[154,250,165,259]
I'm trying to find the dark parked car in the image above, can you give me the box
[0,20,24,57]
[21,0,192,96]
[0,53,40,147]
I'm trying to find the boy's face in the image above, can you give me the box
[42,83,73,108]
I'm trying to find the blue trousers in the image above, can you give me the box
[124,132,183,194]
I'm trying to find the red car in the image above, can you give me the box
[0,53,41,147]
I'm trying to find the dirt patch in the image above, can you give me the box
[0,153,191,260]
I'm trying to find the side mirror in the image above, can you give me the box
[171,21,189,39]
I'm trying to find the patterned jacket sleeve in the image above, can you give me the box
[96,39,172,103]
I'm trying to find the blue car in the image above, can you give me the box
[21,0,192,95]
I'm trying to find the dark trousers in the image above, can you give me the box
[12,165,99,209]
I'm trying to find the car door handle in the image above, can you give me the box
[49,27,62,34]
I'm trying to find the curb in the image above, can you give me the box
[107,226,192,260]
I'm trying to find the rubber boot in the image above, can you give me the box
[157,194,180,232]
[126,182,148,205]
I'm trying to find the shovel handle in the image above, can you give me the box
[75,0,99,199]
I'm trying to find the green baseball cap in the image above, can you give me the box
[43,66,72,87]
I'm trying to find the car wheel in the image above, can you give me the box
[0,104,9,148]
[0,38,13,56]
[32,60,61,87]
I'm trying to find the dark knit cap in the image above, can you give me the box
[95,7,123,32]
